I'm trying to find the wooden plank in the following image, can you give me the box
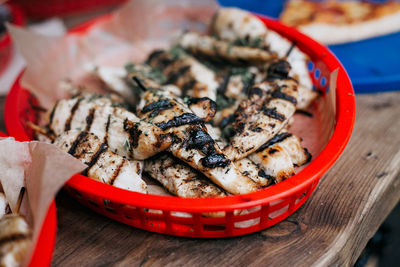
[47,91,400,267]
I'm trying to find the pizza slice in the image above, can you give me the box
[280,0,400,44]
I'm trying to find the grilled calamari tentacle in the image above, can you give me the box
[144,153,226,198]
[54,131,147,193]
[0,214,31,267]
[136,89,259,195]
[178,32,276,65]
[47,94,173,160]
[224,78,299,161]
[147,50,219,101]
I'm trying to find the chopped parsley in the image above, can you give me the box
[232,36,264,49]
[123,139,131,151]
[169,45,187,60]
[216,93,236,111]
[231,67,254,85]
[124,62,167,84]
[86,93,102,103]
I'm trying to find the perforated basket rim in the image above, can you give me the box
[5,14,355,213]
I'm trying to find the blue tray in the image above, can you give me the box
[219,0,400,93]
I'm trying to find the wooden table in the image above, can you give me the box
[1,89,398,266]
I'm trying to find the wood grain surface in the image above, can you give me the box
[39,91,398,267]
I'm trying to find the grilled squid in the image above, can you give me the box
[136,88,259,195]
[54,130,147,193]
[211,8,317,109]
[224,76,299,160]
[127,63,217,122]
[0,215,32,267]
[87,64,137,105]
[47,93,173,160]
[147,49,219,101]
[249,132,312,183]
[178,32,276,65]
[206,124,274,187]
[144,153,226,198]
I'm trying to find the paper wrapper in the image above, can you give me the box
[6,0,337,224]
[0,137,86,265]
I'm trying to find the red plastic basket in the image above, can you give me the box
[0,132,56,266]
[4,14,355,238]
[0,3,25,76]
[13,0,127,19]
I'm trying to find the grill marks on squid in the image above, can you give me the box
[256,132,293,152]
[84,108,96,132]
[81,143,108,176]
[67,131,88,156]
[110,160,126,186]
[184,126,230,168]
[64,97,83,131]
[123,119,142,155]
[155,113,204,130]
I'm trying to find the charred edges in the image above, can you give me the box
[146,50,169,66]
[248,87,264,98]
[109,160,125,186]
[81,143,108,176]
[187,97,217,118]
[103,114,111,146]
[270,90,297,105]
[258,169,274,180]
[256,132,293,152]
[304,148,312,165]
[68,131,89,156]
[185,127,215,152]
[262,107,286,122]
[141,100,174,114]
[49,100,59,126]
[64,97,84,132]
[123,119,142,150]
[155,113,203,130]
[84,108,96,132]
[184,126,231,169]
[201,154,230,168]
[267,60,291,80]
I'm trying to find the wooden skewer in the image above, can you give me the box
[14,187,25,214]
[285,41,296,58]
[132,76,148,92]
[26,121,55,141]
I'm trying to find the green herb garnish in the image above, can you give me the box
[216,93,236,111]
[123,139,131,151]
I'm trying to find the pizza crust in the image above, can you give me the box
[298,10,400,44]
